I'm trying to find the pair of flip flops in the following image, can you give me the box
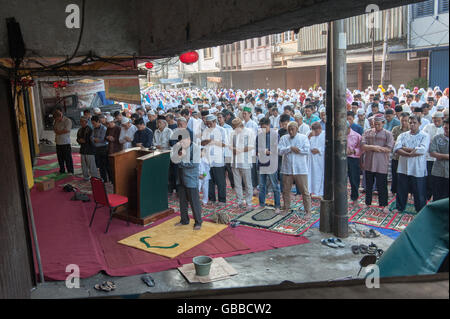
[321,237,345,248]
[94,281,116,292]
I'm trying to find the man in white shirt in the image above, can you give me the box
[153,118,173,150]
[201,114,228,205]
[119,117,137,150]
[414,105,430,130]
[228,118,255,209]
[308,122,325,197]
[269,107,280,129]
[421,111,444,200]
[242,106,259,189]
[294,113,311,137]
[279,121,312,216]
[393,115,430,213]
[356,108,371,131]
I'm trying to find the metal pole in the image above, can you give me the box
[320,21,334,234]
[371,12,375,89]
[332,19,348,238]
[381,10,390,87]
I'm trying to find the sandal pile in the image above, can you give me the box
[94,281,116,292]
[351,243,384,258]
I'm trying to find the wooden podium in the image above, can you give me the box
[109,147,174,225]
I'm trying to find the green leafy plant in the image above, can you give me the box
[407,77,428,90]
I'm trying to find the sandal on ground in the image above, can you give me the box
[351,245,360,254]
[367,242,378,255]
[359,244,368,254]
[328,237,345,248]
[94,283,112,292]
[321,238,338,248]
[141,275,155,287]
[103,281,116,290]
[376,249,384,258]
[359,229,380,238]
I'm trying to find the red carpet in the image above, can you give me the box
[30,154,310,281]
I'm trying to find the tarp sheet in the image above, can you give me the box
[377,198,449,278]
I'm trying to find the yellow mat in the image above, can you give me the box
[118,217,228,258]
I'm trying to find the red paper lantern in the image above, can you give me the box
[145,62,154,69]
[179,51,199,64]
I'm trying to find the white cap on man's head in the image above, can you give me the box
[356,108,365,116]
[93,107,101,114]
[121,117,130,125]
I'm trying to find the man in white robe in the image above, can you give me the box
[308,122,325,197]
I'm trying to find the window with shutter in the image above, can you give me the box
[438,0,449,13]
[412,0,435,18]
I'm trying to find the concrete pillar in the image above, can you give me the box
[320,22,333,234]
[331,19,349,238]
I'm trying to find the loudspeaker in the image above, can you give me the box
[6,17,25,61]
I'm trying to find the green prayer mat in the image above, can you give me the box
[34,162,60,171]
[34,172,69,183]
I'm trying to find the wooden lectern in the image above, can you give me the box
[109,147,174,225]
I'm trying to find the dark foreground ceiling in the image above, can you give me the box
[0,0,421,60]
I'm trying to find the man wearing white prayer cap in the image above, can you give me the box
[119,116,138,150]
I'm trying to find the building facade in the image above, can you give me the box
[175,4,448,91]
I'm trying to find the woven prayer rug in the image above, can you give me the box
[118,217,228,258]
[34,162,60,171]
[34,172,70,183]
[233,207,290,229]
[37,154,58,161]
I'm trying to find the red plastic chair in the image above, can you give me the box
[89,177,129,233]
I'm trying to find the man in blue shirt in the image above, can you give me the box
[91,115,112,183]
[384,109,400,131]
[132,118,153,148]
[303,105,320,127]
[347,111,363,135]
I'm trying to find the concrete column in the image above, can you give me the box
[320,22,333,233]
[331,19,349,238]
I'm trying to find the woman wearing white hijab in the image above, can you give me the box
[397,84,407,98]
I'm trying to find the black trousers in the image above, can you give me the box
[94,146,112,183]
[391,159,399,194]
[56,144,74,174]
[208,166,227,203]
[251,162,258,188]
[365,171,388,207]
[168,162,178,193]
[396,174,427,212]
[426,161,434,200]
[347,157,360,201]
[225,163,235,188]
[177,184,202,227]
[433,176,449,201]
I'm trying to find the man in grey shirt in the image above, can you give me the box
[429,118,449,201]
[53,107,74,174]
[91,115,112,183]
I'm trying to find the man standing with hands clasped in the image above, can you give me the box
[360,114,394,213]
[279,121,312,216]
[393,115,430,213]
